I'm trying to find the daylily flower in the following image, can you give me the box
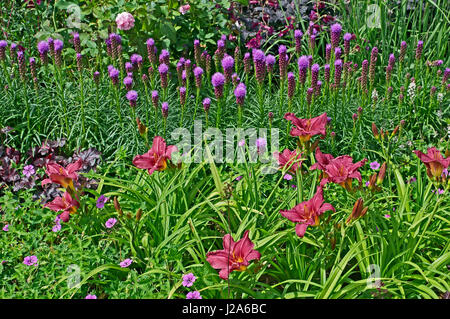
[280,187,335,237]
[206,230,261,280]
[320,156,367,190]
[284,112,328,143]
[132,136,178,175]
[44,191,80,222]
[41,159,83,191]
[273,149,303,173]
[310,147,335,174]
[413,147,449,180]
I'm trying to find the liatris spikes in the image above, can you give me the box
[308,55,313,70]
[287,72,295,100]
[159,49,170,65]
[330,23,342,49]
[334,47,342,61]
[243,52,252,75]
[234,82,246,106]
[325,44,332,63]
[17,51,26,82]
[109,67,120,86]
[37,40,49,65]
[294,30,303,55]
[161,101,169,118]
[48,37,55,58]
[179,86,186,105]
[369,47,378,86]
[105,38,112,56]
[386,65,392,83]
[415,40,423,60]
[221,55,234,83]
[266,54,275,74]
[126,90,138,107]
[146,38,156,64]
[29,57,37,79]
[442,68,450,85]
[0,40,7,61]
[110,33,121,60]
[343,33,352,57]
[73,32,81,53]
[311,63,319,89]
[176,61,183,84]
[54,39,64,67]
[10,43,17,62]
[388,54,396,69]
[298,56,309,85]
[193,66,203,88]
[194,39,201,66]
[232,73,239,86]
[324,64,330,84]
[123,76,133,90]
[306,87,314,105]
[211,72,225,99]
[142,73,148,84]
[399,41,407,63]
[334,59,343,88]
[131,54,143,71]
[184,59,192,80]
[361,59,369,93]
[279,45,287,80]
[158,63,169,89]
[315,81,322,97]
[234,46,240,71]
[201,50,208,68]
[76,53,83,72]
[151,90,159,109]
[217,40,225,62]
[203,97,211,112]
[253,49,266,84]
[93,71,100,85]
[205,53,212,75]
[126,62,133,73]
[181,70,187,87]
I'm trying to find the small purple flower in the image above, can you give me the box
[151,90,159,108]
[126,90,138,107]
[298,56,308,84]
[384,214,391,219]
[186,291,202,299]
[182,273,196,287]
[287,72,295,99]
[365,181,370,187]
[284,174,293,181]
[105,218,117,229]
[203,98,211,112]
[96,195,108,209]
[330,23,342,48]
[123,76,133,90]
[193,66,203,88]
[52,223,62,232]
[162,101,169,118]
[234,83,246,106]
[238,139,245,147]
[235,175,243,181]
[211,72,225,98]
[265,54,276,73]
[23,255,38,266]
[256,137,267,155]
[2,224,9,232]
[119,258,133,268]
[221,55,234,83]
[370,161,380,170]
[23,165,35,178]
[37,41,49,54]
[85,294,97,299]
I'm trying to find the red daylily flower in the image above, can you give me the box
[273,149,303,173]
[132,136,178,175]
[413,147,449,179]
[284,112,328,143]
[44,191,80,222]
[280,187,335,237]
[41,159,83,191]
[206,230,261,280]
[321,156,367,190]
[310,147,335,171]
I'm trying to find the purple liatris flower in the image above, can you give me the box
[343,33,352,56]
[369,47,378,85]
[184,59,192,79]
[234,46,240,70]
[234,82,246,106]
[131,54,143,70]
[123,76,133,90]
[334,47,342,60]
[96,195,108,209]
[311,63,319,89]
[159,49,170,65]
[278,45,287,80]
[73,32,81,53]
[325,43,332,63]
[158,63,169,89]
[203,98,211,112]
[211,72,225,99]
[252,49,266,84]
[399,41,407,63]
[161,101,169,118]
[334,59,343,87]
[442,68,450,84]
[243,52,252,75]
[93,71,100,85]
[324,64,330,83]
[309,34,316,51]
[0,40,7,61]
[17,51,26,81]
[193,66,203,88]
[125,62,133,73]
[119,258,133,268]
[361,59,369,93]
[315,81,322,97]
[330,23,342,48]
[194,39,201,65]
[221,55,234,83]
[23,256,38,266]
[294,30,303,54]
[109,67,119,86]
[126,90,138,107]
[29,58,37,80]
[386,65,393,82]
[54,39,64,67]
[37,40,49,65]
[256,137,267,155]
[415,40,423,60]
[151,90,159,109]
[105,218,117,229]
[23,165,35,178]
[146,38,156,64]
[388,53,396,69]
[179,86,186,105]
[287,72,296,100]
[186,291,202,299]
[76,53,83,72]
[297,56,308,85]
[182,273,196,287]
[265,54,275,74]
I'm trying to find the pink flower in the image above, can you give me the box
[23,255,38,266]
[119,258,133,268]
[206,230,261,280]
[280,187,335,237]
[284,112,328,142]
[186,291,201,299]
[179,4,190,15]
[2,224,9,232]
[85,294,97,299]
[44,192,80,222]
[273,149,303,173]
[41,159,83,191]
[133,136,178,175]
[105,218,117,229]
[182,273,196,287]
[320,156,367,190]
[413,147,449,180]
[115,12,135,31]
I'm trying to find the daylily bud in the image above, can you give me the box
[372,123,379,139]
[369,173,377,191]
[346,198,368,224]
[136,208,143,221]
[391,125,399,137]
[113,197,123,216]
[136,118,147,137]
[377,162,387,185]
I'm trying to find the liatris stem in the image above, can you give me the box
[114,86,122,129]
[23,83,30,131]
[258,83,264,124]
[79,73,86,147]
[193,87,200,124]
[215,98,222,128]
[238,106,243,127]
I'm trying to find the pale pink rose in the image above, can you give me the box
[115,12,135,31]
[179,4,190,15]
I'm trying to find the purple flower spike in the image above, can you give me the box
[162,101,169,118]
[324,64,331,83]
[243,52,252,75]
[287,72,296,100]
[400,41,407,62]
[266,54,275,74]
[123,76,133,91]
[415,40,423,60]
[325,43,332,63]
[343,33,352,56]
[297,56,309,84]
[221,55,234,83]
[253,49,266,84]
[278,45,287,80]
[193,66,203,88]
[330,23,342,48]
[311,63,320,89]
[334,59,343,87]
[212,72,225,99]
[159,63,169,89]
[234,82,246,106]
[126,90,138,107]
[179,86,186,105]
[294,30,303,54]
[151,90,159,109]
[203,97,211,112]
